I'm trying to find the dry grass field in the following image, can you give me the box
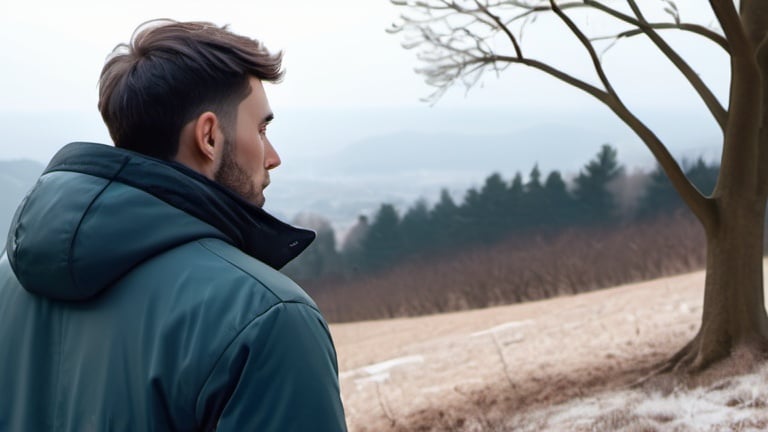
[311,215,708,324]
[330,259,768,431]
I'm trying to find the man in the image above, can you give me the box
[0,20,347,431]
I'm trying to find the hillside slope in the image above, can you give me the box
[330,260,768,431]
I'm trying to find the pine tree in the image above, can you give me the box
[477,172,509,239]
[573,144,623,225]
[506,172,525,230]
[522,165,545,229]
[361,204,402,270]
[542,170,573,228]
[400,199,432,256]
[638,158,719,219]
[430,189,461,249]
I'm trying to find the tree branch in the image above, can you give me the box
[516,57,609,101]
[477,0,729,131]
[549,0,616,96]
[389,0,722,224]
[432,54,609,102]
[497,51,715,226]
[592,23,729,54]
[502,1,584,28]
[708,1,762,194]
[709,0,751,56]
[607,101,716,228]
[589,0,728,131]
[474,0,523,58]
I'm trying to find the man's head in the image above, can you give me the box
[98,19,283,207]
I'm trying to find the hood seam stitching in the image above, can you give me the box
[66,157,131,294]
[6,180,37,281]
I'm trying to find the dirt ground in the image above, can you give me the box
[329,260,768,431]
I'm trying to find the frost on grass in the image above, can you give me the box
[340,355,424,386]
[512,363,768,431]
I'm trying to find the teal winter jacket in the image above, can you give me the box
[0,142,347,431]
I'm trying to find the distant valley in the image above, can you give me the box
[286,126,610,176]
[267,123,720,234]
[1,120,720,241]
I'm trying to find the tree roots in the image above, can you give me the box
[631,334,768,390]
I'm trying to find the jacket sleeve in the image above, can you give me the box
[195,302,347,431]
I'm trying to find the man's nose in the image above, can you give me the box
[265,138,281,170]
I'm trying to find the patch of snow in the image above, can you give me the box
[340,355,425,384]
[354,372,390,384]
[516,364,768,431]
[471,320,534,337]
[361,355,424,375]
[546,398,606,424]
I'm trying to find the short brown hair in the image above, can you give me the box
[98,19,284,160]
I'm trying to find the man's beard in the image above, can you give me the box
[213,138,265,207]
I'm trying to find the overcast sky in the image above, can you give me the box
[0,0,729,163]
[1,0,437,113]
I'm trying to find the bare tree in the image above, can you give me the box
[389,0,768,376]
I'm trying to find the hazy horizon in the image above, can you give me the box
[1,0,728,236]
[0,105,722,239]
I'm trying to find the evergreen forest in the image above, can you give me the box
[284,144,720,283]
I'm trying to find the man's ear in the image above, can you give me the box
[193,111,220,161]
[175,111,223,179]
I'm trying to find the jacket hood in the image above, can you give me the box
[5,142,315,301]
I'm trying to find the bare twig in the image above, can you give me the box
[591,23,729,53]
[474,0,523,58]
[389,0,720,224]
[549,0,616,96]
[453,385,495,430]
[502,0,583,28]
[425,54,609,102]
[375,382,397,427]
[491,332,517,390]
[589,0,728,131]
[709,0,750,55]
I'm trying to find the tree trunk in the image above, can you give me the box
[668,196,768,373]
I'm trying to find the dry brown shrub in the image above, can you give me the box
[305,213,707,323]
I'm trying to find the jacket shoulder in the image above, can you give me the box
[195,238,318,309]
[100,238,327,428]
[112,236,321,349]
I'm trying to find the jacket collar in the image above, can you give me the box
[44,142,315,270]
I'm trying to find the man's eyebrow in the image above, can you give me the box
[262,113,274,125]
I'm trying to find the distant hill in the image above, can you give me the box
[286,123,620,177]
[266,122,721,235]
[0,160,45,245]
[266,124,638,233]
[0,119,720,245]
